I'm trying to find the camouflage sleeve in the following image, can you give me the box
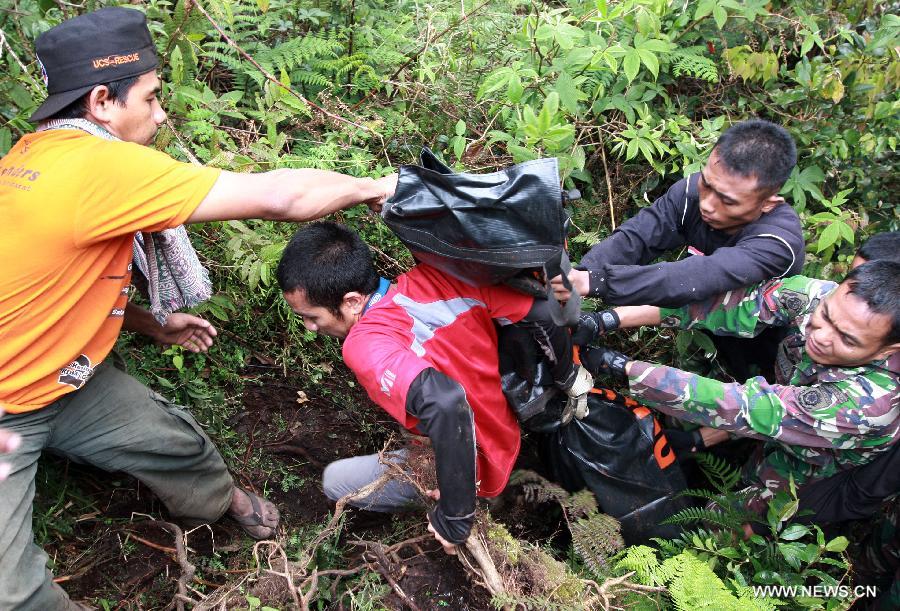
[656,275,835,339]
[627,361,899,449]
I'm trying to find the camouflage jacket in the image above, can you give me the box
[627,275,900,511]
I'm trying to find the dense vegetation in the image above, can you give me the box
[1,0,897,608]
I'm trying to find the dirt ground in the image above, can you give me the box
[39,367,500,610]
[36,364,878,610]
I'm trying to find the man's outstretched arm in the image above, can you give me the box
[187,169,398,223]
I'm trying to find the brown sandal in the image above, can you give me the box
[230,488,280,540]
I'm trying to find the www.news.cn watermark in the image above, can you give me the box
[752,585,878,598]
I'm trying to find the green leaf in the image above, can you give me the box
[170,46,184,86]
[637,138,655,164]
[778,542,804,570]
[508,144,538,163]
[825,536,849,553]
[507,73,524,103]
[543,91,560,119]
[778,498,799,523]
[555,23,585,50]
[694,0,715,20]
[8,84,34,110]
[752,569,781,585]
[838,222,854,245]
[626,137,639,160]
[816,223,842,253]
[639,38,671,53]
[637,49,659,79]
[595,0,607,18]
[455,120,466,136]
[623,48,641,82]
[555,71,586,115]
[779,524,810,541]
[477,67,514,99]
[0,128,11,156]
[800,32,815,56]
[451,135,465,160]
[713,4,728,29]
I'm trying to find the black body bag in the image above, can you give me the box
[382,148,581,326]
[498,327,691,543]
[540,387,692,543]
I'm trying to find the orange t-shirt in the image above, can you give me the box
[0,129,220,413]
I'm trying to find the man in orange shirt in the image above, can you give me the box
[0,8,395,610]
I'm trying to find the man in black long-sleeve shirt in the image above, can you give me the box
[553,119,805,379]
[553,119,804,308]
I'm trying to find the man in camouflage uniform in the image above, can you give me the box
[575,260,900,513]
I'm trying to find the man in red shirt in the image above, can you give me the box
[278,221,588,552]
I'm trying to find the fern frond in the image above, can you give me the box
[562,490,597,517]
[616,545,667,586]
[670,46,719,83]
[661,506,744,530]
[695,453,742,492]
[570,512,624,577]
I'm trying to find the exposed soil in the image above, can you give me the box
[42,364,875,610]
[40,366,499,610]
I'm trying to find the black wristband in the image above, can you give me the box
[598,309,620,332]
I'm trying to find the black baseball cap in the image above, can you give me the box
[30,7,159,123]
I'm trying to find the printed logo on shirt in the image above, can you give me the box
[58,354,95,390]
[380,369,397,397]
[110,308,125,317]
[0,162,42,190]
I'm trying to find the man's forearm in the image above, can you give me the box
[614,305,662,328]
[268,169,384,221]
[122,302,162,340]
[188,169,394,224]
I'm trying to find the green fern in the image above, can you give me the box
[665,552,776,610]
[616,545,676,587]
[670,46,719,83]
[696,453,742,492]
[619,547,778,610]
[661,505,746,530]
[569,512,624,576]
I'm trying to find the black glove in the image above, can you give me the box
[580,345,630,378]
[571,309,620,345]
[663,427,707,455]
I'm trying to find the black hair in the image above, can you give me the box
[45,74,141,121]
[713,119,797,194]
[857,231,900,265]
[277,221,379,315]
[844,260,900,345]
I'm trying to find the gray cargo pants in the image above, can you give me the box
[0,362,234,610]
